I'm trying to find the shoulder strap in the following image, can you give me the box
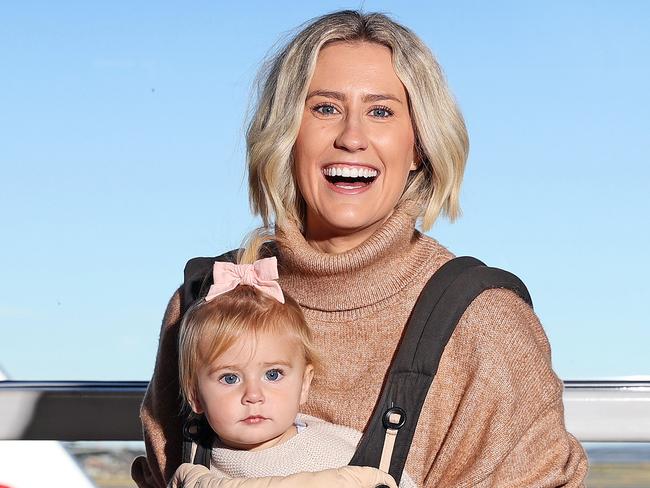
[181,242,279,315]
[349,256,532,484]
[180,243,279,466]
[180,249,239,467]
[181,250,239,315]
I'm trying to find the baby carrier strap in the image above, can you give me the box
[181,250,239,315]
[348,256,532,484]
[181,242,279,314]
[180,243,280,466]
[180,250,239,467]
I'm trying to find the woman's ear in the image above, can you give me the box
[299,364,315,405]
[410,143,422,171]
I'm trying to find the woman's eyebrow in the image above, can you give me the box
[362,93,403,104]
[306,89,346,101]
[306,90,402,104]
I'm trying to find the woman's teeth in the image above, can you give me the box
[323,166,378,178]
[322,165,378,190]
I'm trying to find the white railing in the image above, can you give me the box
[563,381,650,442]
[0,380,649,441]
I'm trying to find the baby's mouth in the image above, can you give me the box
[243,415,267,424]
[322,164,379,189]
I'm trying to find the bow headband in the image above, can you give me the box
[205,256,285,304]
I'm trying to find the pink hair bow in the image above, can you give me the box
[205,256,285,304]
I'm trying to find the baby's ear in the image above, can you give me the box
[188,391,204,415]
[299,364,315,405]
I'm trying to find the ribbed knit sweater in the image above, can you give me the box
[207,414,417,488]
[132,202,588,488]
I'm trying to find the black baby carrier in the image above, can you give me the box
[180,251,532,485]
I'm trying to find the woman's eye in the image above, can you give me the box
[369,106,393,118]
[313,104,339,116]
[265,369,284,382]
[219,373,240,385]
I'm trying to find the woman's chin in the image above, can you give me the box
[307,209,391,244]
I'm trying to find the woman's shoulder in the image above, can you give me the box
[442,285,563,402]
[461,286,551,357]
[413,239,545,352]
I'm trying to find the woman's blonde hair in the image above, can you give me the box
[178,285,320,410]
[247,9,468,235]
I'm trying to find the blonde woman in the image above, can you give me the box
[133,10,588,488]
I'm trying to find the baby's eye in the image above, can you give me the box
[369,106,393,118]
[313,104,339,116]
[219,373,240,385]
[265,369,284,382]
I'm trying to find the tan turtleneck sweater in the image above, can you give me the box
[132,203,588,487]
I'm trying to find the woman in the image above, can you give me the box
[133,10,588,487]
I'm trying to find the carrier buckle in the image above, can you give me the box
[379,406,406,473]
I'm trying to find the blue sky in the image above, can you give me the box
[0,1,648,380]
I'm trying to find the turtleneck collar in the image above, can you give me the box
[276,201,443,314]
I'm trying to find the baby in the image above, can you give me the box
[169,256,409,488]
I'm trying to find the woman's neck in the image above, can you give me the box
[303,214,393,254]
[275,200,443,314]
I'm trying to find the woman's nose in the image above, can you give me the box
[242,381,264,404]
[334,114,368,152]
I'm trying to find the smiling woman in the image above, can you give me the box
[134,10,588,488]
[294,42,418,252]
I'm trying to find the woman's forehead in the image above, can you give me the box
[309,41,407,101]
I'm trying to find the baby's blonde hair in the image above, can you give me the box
[178,284,319,410]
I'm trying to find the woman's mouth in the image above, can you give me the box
[322,164,379,193]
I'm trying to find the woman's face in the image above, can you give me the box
[294,41,417,246]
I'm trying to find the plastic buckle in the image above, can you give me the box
[183,417,203,441]
[382,406,406,430]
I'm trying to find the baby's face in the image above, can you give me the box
[192,331,313,451]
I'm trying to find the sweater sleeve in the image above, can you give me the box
[484,397,588,487]
[132,288,185,488]
[418,288,588,487]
